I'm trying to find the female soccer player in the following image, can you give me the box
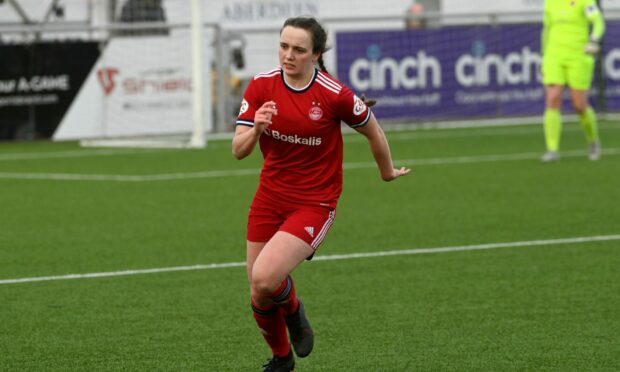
[540,0,605,162]
[232,16,410,371]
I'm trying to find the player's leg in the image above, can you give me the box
[570,88,600,149]
[276,207,335,358]
[246,205,297,371]
[542,85,563,161]
[248,204,335,367]
[568,55,601,160]
[251,232,314,308]
[541,55,565,161]
[247,239,296,372]
[247,241,266,283]
[251,232,314,370]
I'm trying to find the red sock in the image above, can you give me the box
[272,275,300,316]
[251,301,291,357]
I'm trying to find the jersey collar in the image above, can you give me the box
[280,68,317,93]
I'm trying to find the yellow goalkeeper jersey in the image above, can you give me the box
[542,0,605,56]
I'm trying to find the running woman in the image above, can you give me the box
[232,16,410,372]
[540,0,606,162]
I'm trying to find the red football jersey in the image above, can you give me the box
[237,67,371,208]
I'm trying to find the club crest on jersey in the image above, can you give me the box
[353,95,367,116]
[308,106,323,121]
[239,99,249,115]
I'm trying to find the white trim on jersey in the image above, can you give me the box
[315,78,340,95]
[236,120,254,127]
[316,71,342,92]
[349,109,372,128]
[254,67,282,80]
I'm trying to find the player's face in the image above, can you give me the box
[279,26,319,80]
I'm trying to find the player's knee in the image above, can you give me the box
[572,101,587,114]
[250,273,279,300]
[545,93,562,109]
[546,95,562,109]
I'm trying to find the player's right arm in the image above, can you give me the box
[584,0,606,55]
[232,101,276,160]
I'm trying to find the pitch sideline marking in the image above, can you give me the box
[1,234,618,285]
[0,148,167,161]
[2,122,619,161]
[0,148,618,182]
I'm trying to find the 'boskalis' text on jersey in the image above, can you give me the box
[264,128,322,146]
[236,67,371,208]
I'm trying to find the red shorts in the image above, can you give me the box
[247,201,336,251]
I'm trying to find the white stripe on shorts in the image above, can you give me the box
[311,210,336,249]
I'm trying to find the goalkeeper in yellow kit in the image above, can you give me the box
[540,0,605,162]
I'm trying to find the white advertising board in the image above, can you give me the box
[54,34,209,140]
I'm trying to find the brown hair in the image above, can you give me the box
[281,17,330,73]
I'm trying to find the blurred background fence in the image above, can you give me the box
[1,0,619,142]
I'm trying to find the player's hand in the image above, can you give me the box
[584,40,601,55]
[383,166,411,182]
[361,93,377,108]
[254,101,277,134]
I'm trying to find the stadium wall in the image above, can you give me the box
[2,1,620,139]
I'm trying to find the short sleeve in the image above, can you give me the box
[584,0,600,18]
[336,85,372,129]
[236,78,261,127]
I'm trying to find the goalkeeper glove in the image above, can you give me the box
[584,39,601,55]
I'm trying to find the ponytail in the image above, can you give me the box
[317,55,328,74]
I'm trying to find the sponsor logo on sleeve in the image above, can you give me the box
[239,99,249,115]
[353,95,366,116]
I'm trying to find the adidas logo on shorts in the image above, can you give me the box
[304,226,314,238]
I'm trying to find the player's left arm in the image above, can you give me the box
[584,0,606,54]
[338,87,409,181]
[354,113,410,182]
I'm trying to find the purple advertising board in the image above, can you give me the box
[336,22,620,121]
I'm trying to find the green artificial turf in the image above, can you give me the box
[1,121,618,371]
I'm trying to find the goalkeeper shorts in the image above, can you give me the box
[542,53,595,90]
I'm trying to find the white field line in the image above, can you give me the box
[344,148,620,170]
[384,124,620,142]
[2,122,619,162]
[0,148,167,161]
[0,148,618,182]
[1,234,618,285]
[0,168,261,181]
